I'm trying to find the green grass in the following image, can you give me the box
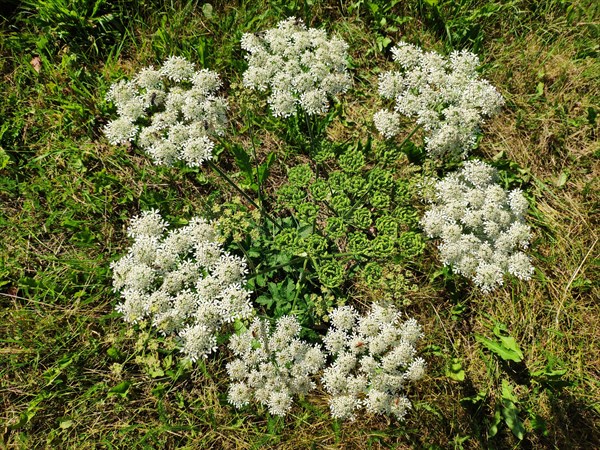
[1,0,599,448]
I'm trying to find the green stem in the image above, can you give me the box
[253,256,308,276]
[207,160,282,231]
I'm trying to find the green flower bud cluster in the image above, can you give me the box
[398,231,425,259]
[369,234,395,258]
[374,140,404,163]
[348,232,370,256]
[310,180,330,202]
[277,184,307,210]
[361,262,383,287]
[338,146,365,173]
[272,228,303,254]
[330,194,352,215]
[325,217,347,239]
[214,202,261,243]
[305,234,329,256]
[363,264,418,304]
[328,171,347,193]
[352,207,372,229]
[375,215,398,238]
[394,205,419,228]
[288,163,314,187]
[316,259,345,288]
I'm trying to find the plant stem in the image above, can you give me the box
[207,160,282,231]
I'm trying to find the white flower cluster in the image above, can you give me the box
[104,56,228,167]
[421,160,534,292]
[241,17,352,117]
[375,42,504,159]
[110,210,253,361]
[322,304,425,421]
[227,316,325,416]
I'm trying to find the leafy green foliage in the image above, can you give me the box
[475,322,524,363]
[1,0,598,447]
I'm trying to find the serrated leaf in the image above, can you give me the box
[475,334,523,362]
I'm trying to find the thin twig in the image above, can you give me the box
[554,236,597,327]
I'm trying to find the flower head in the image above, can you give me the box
[421,160,534,291]
[322,303,424,421]
[375,42,504,159]
[111,211,253,361]
[241,18,351,117]
[104,57,227,167]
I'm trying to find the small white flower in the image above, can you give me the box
[242,18,351,117]
[105,57,227,167]
[376,42,504,159]
[422,161,534,291]
[322,303,424,421]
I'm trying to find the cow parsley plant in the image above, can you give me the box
[421,160,534,292]
[321,304,425,421]
[110,210,253,361]
[104,56,228,167]
[241,17,351,117]
[226,316,325,416]
[375,42,504,159]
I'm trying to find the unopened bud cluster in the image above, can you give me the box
[421,160,534,292]
[104,56,228,167]
[110,210,253,361]
[375,42,504,159]
[241,17,351,117]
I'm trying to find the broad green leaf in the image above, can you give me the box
[498,335,524,361]
[501,399,525,440]
[488,405,502,437]
[446,357,465,381]
[108,381,131,397]
[475,334,523,362]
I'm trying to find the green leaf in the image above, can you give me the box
[230,144,253,180]
[446,357,465,381]
[460,390,486,406]
[501,399,525,440]
[107,381,131,398]
[475,334,523,362]
[488,405,502,437]
[257,152,276,185]
[500,380,525,440]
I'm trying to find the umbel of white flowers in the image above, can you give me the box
[421,160,534,292]
[226,315,326,417]
[322,304,425,421]
[374,42,504,159]
[110,210,253,361]
[104,56,228,167]
[241,17,352,117]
